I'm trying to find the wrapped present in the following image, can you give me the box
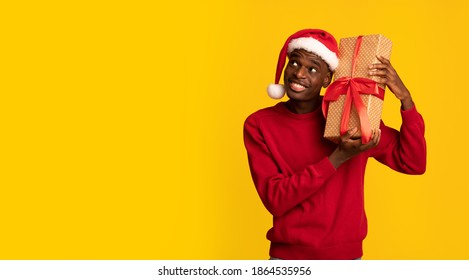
[322,34,392,143]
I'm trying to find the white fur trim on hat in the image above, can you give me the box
[287,37,339,71]
[267,84,285,99]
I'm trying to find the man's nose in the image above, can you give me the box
[294,66,307,78]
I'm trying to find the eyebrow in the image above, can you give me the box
[289,52,323,68]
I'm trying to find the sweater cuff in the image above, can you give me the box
[319,156,337,177]
[400,104,421,123]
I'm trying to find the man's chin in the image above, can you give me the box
[286,90,314,100]
[286,89,304,97]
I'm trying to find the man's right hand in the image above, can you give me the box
[328,127,381,169]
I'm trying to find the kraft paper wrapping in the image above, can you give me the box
[324,34,392,143]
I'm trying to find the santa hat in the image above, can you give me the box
[267,29,339,99]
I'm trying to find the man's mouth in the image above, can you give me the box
[289,81,308,92]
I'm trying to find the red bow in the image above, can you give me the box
[322,77,384,143]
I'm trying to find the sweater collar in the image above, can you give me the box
[275,101,324,120]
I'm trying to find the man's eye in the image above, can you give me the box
[309,68,317,73]
[291,61,298,66]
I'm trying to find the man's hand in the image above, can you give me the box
[368,55,414,110]
[328,127,381,169]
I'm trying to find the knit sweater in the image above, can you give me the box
[243,101,426,260]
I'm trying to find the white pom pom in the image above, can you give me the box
[267,84,285,99]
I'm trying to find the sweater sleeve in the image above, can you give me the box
[243,115,336,217]
[369,105,427,174]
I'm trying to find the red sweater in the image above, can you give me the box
[243,102,426,260]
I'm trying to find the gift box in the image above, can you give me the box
[323,34,392,143]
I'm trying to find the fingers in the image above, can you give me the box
[368,68,389,84]
[370,128,381,146]
[371,76,388,84]
[368,55,393,71]
[368,56,396,86]
[368,63,387,70]
[341,127,358,142]
[368,69,387,76]
[360,129,381,150]
[342,127,380,145]
[368,67,390,84]
[337,128,380,161]
[375,55,390,64]
[368,56,410,101]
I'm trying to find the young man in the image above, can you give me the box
[243,29,426,260]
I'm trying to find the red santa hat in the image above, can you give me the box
[267,29,339,99]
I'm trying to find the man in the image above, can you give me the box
[243,29,426,259]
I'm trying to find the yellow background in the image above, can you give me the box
[1,0,468,259]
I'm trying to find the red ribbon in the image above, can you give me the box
[322,36,385,144]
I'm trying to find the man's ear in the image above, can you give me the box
[322,71,333,88]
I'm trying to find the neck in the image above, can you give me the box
[285,98,321,114]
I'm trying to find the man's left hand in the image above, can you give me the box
[368,55,414,110]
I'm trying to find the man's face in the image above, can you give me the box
[283,49,332,101]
